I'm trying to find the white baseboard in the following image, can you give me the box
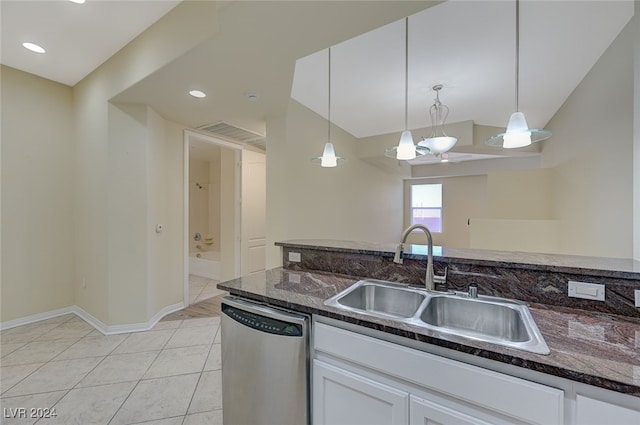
[0,302,186,334]
[98,302,185,335]
[0,306,76,331]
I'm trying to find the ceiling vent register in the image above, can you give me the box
[198,122,266,150]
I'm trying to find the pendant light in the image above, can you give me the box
[418,84,458,155]
[312,48,345,167]
[385,17,427,160]
[486,0,551,148]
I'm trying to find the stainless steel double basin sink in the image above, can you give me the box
[324,279,550,355]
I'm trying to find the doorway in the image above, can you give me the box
[183,130,241,306]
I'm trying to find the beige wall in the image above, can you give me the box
[266,100,404,268]
[1,66,75,322]
[71,2,217,325]
[543,18,635,258]
[467,168,559,254]
[106,104,148,325]
[487,169,553,220]
[404,175,489,249]
[146,108,183,318]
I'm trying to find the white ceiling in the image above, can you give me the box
[291,0,634,138]
[1,0,635,155]
[0,0,180,86]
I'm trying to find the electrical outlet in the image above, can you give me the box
[288,252,301,262]
[82,277,87,289]
[635,290,640,308]
[568,281,605,301]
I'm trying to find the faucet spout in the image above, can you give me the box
[394,224,435,290]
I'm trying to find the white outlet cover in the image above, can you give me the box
[568,281,605,301]
[288,252,301,262]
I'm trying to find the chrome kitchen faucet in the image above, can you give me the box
[394,224,447,291]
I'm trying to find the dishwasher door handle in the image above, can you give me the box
[222,296,307,327]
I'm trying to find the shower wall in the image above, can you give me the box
[189,156,221,253]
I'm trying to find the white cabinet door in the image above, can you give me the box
[576,394,640,425]
[410,395,495,425]
[313,359,409,425]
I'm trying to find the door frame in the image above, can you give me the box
[183,129,242,306]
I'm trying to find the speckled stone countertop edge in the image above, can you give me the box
[276,239,640,280]
[218,268,640,398]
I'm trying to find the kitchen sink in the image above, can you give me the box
[420,295,531,343]
[326,280,425,319]
[325,279,550,355]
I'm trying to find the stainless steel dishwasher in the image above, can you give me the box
[220,296,309,425]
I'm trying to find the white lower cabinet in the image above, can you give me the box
[575,394,640,425]
[409,395,494,425]
[313,360,409,425]
[313,322,565,425]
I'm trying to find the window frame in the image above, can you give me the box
[404,180,444,234]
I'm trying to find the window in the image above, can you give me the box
[410,183,442,232]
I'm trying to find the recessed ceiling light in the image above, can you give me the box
[189,90,206,98]
[22,42,46,53]
[69,0,86,4]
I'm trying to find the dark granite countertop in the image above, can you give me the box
[276,239,640,280]
[218,267,640,398]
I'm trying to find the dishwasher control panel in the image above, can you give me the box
[222,304,303,337]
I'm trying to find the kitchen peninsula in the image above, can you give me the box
[218,240,640,423]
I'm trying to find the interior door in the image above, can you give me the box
[241,148,266,276]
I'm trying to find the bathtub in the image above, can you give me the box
[189,250,221,280]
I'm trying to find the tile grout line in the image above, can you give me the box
[32,332,130,423]
[182,324,219,420]
[0,316,81,397]
[2,312,223,424]
[106,324,184,425]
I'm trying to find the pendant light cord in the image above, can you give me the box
[515,0,520,112]
[328,47,331,142]
[404,17,409,131]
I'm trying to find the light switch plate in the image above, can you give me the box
[568,281,605,301]
[635,290,640,308]
[288,252,301,262]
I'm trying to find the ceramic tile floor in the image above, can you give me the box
[0,314,223,425]
[188,276,225,306]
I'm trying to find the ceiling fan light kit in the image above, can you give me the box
[418,84,458,155]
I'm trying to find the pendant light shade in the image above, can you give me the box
[486,0,551,148]
[418,84,458,155]
[385,17,424,161]
[396,131,417,160]
[319,142,338,167]
[312,48,345,167]
[486,111,551,148]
